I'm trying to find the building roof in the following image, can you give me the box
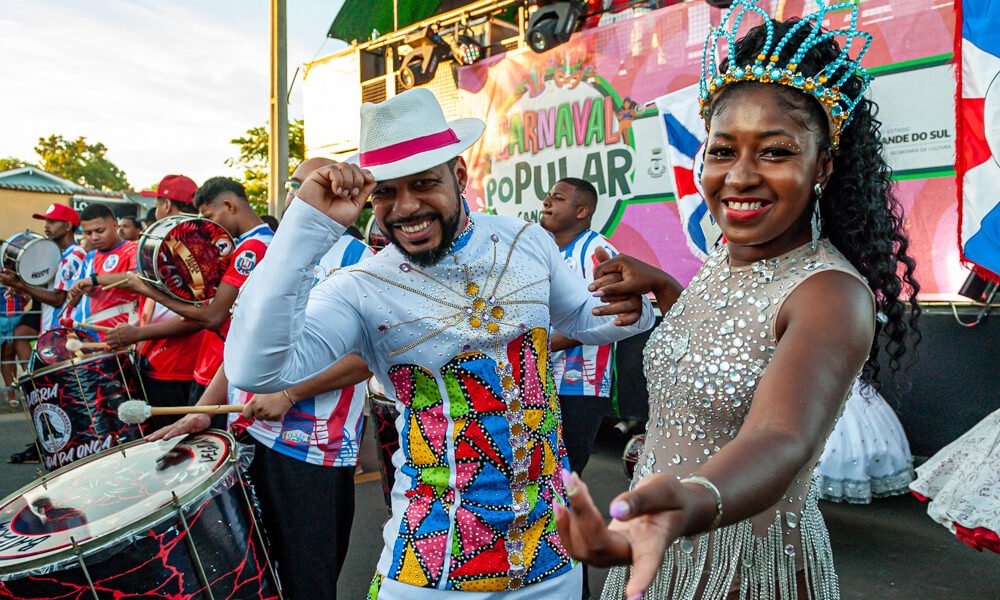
[0,166,126,199]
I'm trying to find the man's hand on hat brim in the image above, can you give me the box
[296,163,376,229]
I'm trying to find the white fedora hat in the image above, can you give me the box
[347,88,485,182]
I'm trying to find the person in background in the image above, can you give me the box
[103,175,206,430]
[541,177,618,599]
[117,215,143,241]
[66,204,141,336]
[1,203,86,358]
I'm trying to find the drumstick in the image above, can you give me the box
[117,400,246,424]
[71,321,116,333]
[102,277,131,290]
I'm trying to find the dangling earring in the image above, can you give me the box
[811,184,824,240]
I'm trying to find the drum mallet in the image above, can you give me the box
[64,338,109,352]
[118,400,247,425]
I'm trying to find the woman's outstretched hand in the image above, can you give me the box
[555,471,716,599]
[590,250,682,315]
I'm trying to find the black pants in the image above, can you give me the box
[142,376,193,432]
[559,394,610,600]
[243,437,356,600]
[559,394,611,476]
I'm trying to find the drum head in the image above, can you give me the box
[137,217,234,303]
[34,328,100,366]
[3,232,60,286]
[0,432,233,577]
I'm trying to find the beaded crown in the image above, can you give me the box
[698,0,873,148]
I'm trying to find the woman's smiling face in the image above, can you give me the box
[701,84,831,265]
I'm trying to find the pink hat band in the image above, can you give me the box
[359,129,460,168]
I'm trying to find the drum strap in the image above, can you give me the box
[86,301,138,326]
[164,238,207,299]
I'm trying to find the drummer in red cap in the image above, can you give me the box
[99,175,208,429]
[2,203,86,464]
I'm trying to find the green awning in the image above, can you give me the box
[327,1,459,43]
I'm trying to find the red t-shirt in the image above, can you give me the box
[84,241,140,332]
[138,298,205,381]
[192,225,273,385]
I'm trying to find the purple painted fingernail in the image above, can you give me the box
[592,290,604,298]
[610,500,630,519]
[561,468,573,489]
[627,594,643,600]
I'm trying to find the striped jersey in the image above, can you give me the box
[230,234,374,466]
[550,229,617,397]
[42,244,86,332]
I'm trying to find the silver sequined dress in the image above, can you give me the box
[602,239,873,600]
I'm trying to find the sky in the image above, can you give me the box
[0,0,348,190]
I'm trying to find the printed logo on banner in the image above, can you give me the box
[480,54,657,233]
[33,404,72,453]
[234,250,257,276]
[101,255,119,271]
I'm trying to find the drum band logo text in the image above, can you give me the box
[27,384,59,407]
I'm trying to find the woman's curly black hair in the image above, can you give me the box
[708,18,921,385]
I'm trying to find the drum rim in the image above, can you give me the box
[0,430,237,578]
[2,232,60,286]
[18,349,134,380]
[136,216,232,304]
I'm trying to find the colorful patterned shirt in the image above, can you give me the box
[226,201,654,598]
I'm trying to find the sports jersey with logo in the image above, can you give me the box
[42,244,86,332]
[550,229,617,397]
[138,298,205,381]
[230,235,374,466]
[192,224,273,385]
[80,241,140,333]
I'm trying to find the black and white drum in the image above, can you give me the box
[0,431,282,599]
[18,349,145,471]
[136,216,235,303]
[1,231,60,287]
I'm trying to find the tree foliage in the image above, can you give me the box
[227,119,305,215]
[34,135,130,191]
[0,157,33,171]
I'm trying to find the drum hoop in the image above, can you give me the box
[5,235,59,285]
[18,350,134,381]
[0,430,238,579]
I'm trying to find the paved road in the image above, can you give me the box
[1,413,996,599]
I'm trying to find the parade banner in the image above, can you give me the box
[456,0,962,295]
[957,0,1000,281]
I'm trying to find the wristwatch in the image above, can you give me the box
[91,273,99,286]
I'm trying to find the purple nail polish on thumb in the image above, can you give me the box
[609,500,630,519]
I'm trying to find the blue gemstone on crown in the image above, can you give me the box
[793,75,806,87]
[752,65,766,77]
[813,85,825,97]
[734,67,746,78]
[716,76,725,87]
[831,105,843,117]
[769,69,782,80]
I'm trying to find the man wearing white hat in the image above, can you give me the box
[226,88,655,599]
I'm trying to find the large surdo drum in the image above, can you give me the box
[137,216,234,303]
[0,432,281,599]
[18,350,145,471]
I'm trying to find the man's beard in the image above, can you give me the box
[384,206,462,267]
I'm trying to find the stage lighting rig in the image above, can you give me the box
[525,1,584,54]
[398,26,451,89]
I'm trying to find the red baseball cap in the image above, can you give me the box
[140,174,197,204]
[32,203,80,226]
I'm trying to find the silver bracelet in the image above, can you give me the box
[680,475,723,530]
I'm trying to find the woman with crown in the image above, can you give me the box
[553,1,921,598]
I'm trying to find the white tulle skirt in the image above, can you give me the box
[910,408,1000,553]
[815,380,914,503]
